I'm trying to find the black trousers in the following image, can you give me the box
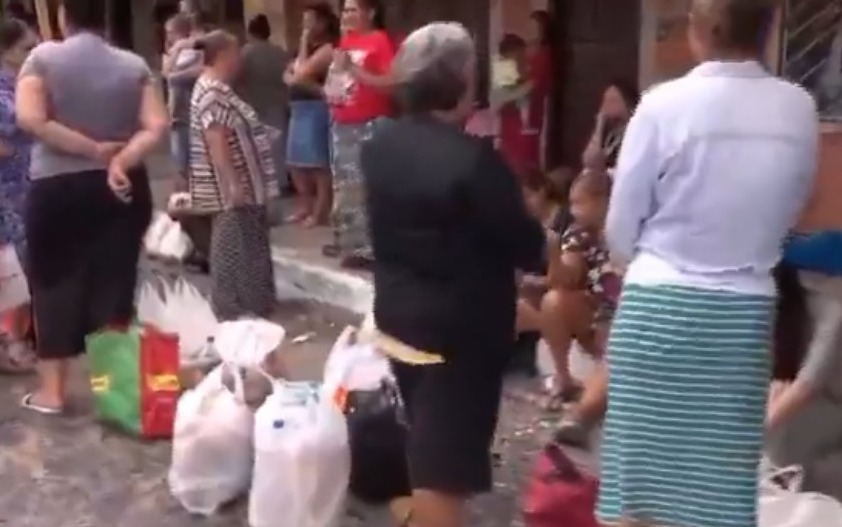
[25,168,152,358]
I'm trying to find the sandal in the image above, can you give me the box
[20,393,62,415]
[0,338,35,375]
[285,211,309,224]
[541,382,582,412]
[553,416,591,448]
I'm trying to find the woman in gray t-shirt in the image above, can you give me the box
[14,0,167,415]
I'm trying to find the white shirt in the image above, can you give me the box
[607,60,820,295]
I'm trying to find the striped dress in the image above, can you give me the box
[189,75,278,320]
[598,284,773,527]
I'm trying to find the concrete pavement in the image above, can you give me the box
[0,253,576,527]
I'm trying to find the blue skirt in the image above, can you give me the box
[598,284,773,527]
[286,99,331,168]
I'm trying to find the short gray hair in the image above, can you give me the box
[392,22,476,114]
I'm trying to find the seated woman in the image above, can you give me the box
[539,169,620,409]
[361,22,545,527]
[513,168,572,363]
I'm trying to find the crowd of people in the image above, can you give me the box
[0,0,839,526]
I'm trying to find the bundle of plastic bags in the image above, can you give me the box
[136,277,219,365]
[322,325,411,505]
[144,210,193,262]
[168,318,287,516]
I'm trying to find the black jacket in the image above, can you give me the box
[361,117,545,359]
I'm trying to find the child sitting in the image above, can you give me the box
[540,168,620,411]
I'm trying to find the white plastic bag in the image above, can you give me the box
[321,326,391,407]
[0,245,29,312]
[759,465,842,527]
[136,280,167,329]
[214,318,287,371]
[167,192,191,213]
[168,364,254,516]
[249,381,350,527]
[158,221,193,261]
[161,278,219,362]
[144,211,176,256]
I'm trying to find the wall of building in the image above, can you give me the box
[638,1,840,231]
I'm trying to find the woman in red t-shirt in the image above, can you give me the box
[323,0,394,269]
[493,10,553,180]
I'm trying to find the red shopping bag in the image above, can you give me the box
[88,324,181,439]
[139,325,181,438]
[522,442,600,527]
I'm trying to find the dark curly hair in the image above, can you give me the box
[304,1,340,44]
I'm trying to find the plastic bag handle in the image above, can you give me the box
[223,362,247,403]
[760,464,804,494]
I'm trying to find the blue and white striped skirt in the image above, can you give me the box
[598,284,773,527]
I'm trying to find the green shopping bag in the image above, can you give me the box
[86,324,181,438]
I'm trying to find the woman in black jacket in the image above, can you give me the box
[360,22,545,527]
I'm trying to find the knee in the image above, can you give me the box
[540,288,580,318]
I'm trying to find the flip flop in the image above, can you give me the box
[20,393,62,415]
[553,417,591,448]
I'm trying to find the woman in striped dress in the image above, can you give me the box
[599,1,818,526]
[189,31,277,320]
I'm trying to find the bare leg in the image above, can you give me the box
[286,167,314,223]
[555,322,609,446]
[539,288,595,400]
[406,489,466,527]
[28,358,67,410]
[304,168,333,227]
[0,305,35,373]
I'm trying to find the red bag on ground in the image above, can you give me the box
[522,442,600,527]
[88,324,181,439]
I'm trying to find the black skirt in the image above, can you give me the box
[390,349,508,495]
[25,168,152,358]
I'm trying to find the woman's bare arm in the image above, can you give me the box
[288,44,333,85]
[286,44,333,95]
[16,74,101,158]
[581,116,606,169]
[203,123,241,205]
[111,81,169,170]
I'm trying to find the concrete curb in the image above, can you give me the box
[271,247,373,315]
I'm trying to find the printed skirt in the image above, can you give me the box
[330,119,380,259]
[598,284,773,527]
[209,205,275,321]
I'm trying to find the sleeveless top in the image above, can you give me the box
[289,42,329,101]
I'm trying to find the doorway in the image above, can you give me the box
[546,0,640,168]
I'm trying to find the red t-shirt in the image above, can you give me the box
[329,30,395,124]
[498,46,552,178]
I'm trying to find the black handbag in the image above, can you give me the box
[344,379,412,504]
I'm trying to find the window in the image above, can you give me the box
[782,0,842,120]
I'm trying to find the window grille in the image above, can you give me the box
[782,0,842,119]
